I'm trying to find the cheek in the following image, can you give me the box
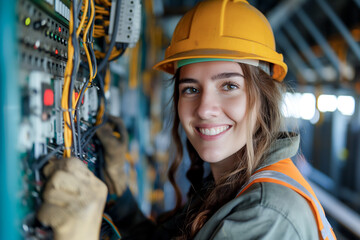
[223,95,247,121]
[178,99,191,125]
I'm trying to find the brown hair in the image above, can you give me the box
[167,63,286,239]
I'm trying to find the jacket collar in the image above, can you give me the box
[255,132,300,171]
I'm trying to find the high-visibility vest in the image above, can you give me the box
[236,158,336,240]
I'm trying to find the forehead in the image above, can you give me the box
[179,61,244,79]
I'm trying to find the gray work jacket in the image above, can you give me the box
[107,134,319,240]
[194,134,319,240]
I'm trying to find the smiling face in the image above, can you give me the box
[178,61,256,169]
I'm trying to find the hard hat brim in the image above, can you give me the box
[153,48,288,81]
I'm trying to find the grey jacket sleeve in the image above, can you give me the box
[210,205,303,240]
[195,182,319,240]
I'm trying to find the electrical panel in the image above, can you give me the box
[109,0,142,47]
[17,0,101,238]
[5,0,145,238]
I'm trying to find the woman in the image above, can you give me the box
[38,0,336,239]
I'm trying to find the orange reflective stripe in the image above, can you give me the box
[254,159,318,201]
[236,158,336,240]
[252,159,325,230]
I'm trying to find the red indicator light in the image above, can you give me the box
[43,89,54,106]
[34,40,40,50]
[58,26,62,32]
[55,49,58,55]
[74,92,84,104]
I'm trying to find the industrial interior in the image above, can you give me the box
[0,0,360,239]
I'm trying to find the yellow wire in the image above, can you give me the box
[94,47,124,60]
[96,0,111,7]
[95,5,105,9]
[61,0,92,157]
[61,5,75,158]
[96,10,109,15]
[95,68,111,125]
[62,0,121,156]
[96,100,105,125]
[75,0,96,107]
[76,0,89,37]
[104,67,111,92]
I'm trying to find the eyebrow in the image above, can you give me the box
[179,72,244,84]
[211,72,244,80]
[178,78,198,84]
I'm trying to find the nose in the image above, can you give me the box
[196,89,220,119]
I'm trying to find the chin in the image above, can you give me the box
[197,150,228,163]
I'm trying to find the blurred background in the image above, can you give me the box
[1,0,359,239]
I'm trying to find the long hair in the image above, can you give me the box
[167,63,286,239]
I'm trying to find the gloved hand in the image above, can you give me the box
[96,115,129,197]
[37,157,108,240]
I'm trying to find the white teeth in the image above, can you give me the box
[199,126,229,136]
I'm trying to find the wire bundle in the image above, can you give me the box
[93,0,127,61]
[61,0,97,158]
[93,0,111,38]
[60,0,128,159]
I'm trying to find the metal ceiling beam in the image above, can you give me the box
[276,30,315,82]
[267,0,307,30]
[296,9,340,77]
[284,21,327,81]
[316,0,360,61]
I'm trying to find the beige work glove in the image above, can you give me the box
[96,115,128,197]
[37,157,108,240]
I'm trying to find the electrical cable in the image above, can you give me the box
[108,43,128,61]
[90,18,97,78]
[102,214,121,239]
[61,4,76,157]
[61,0,126,158]
[89,0,98,79]
[94,138,105,181]
[69,0,82,157]
[95,67,108,125]
[97,0,121,72]
[81,119,107,150]
[75,0,95,109]
[76,0,87,36]
[60,0,92,158]
[32,145,63,171]
[61,0,88,158]
[75,0,94,158]
[80,0,95,86]
[77,0,101,158]
[77,0,83,17]
[95,80,106,125]
[80,72,107,149]
[76,109,83,159]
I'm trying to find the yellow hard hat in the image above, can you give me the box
[153,0,288,81]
